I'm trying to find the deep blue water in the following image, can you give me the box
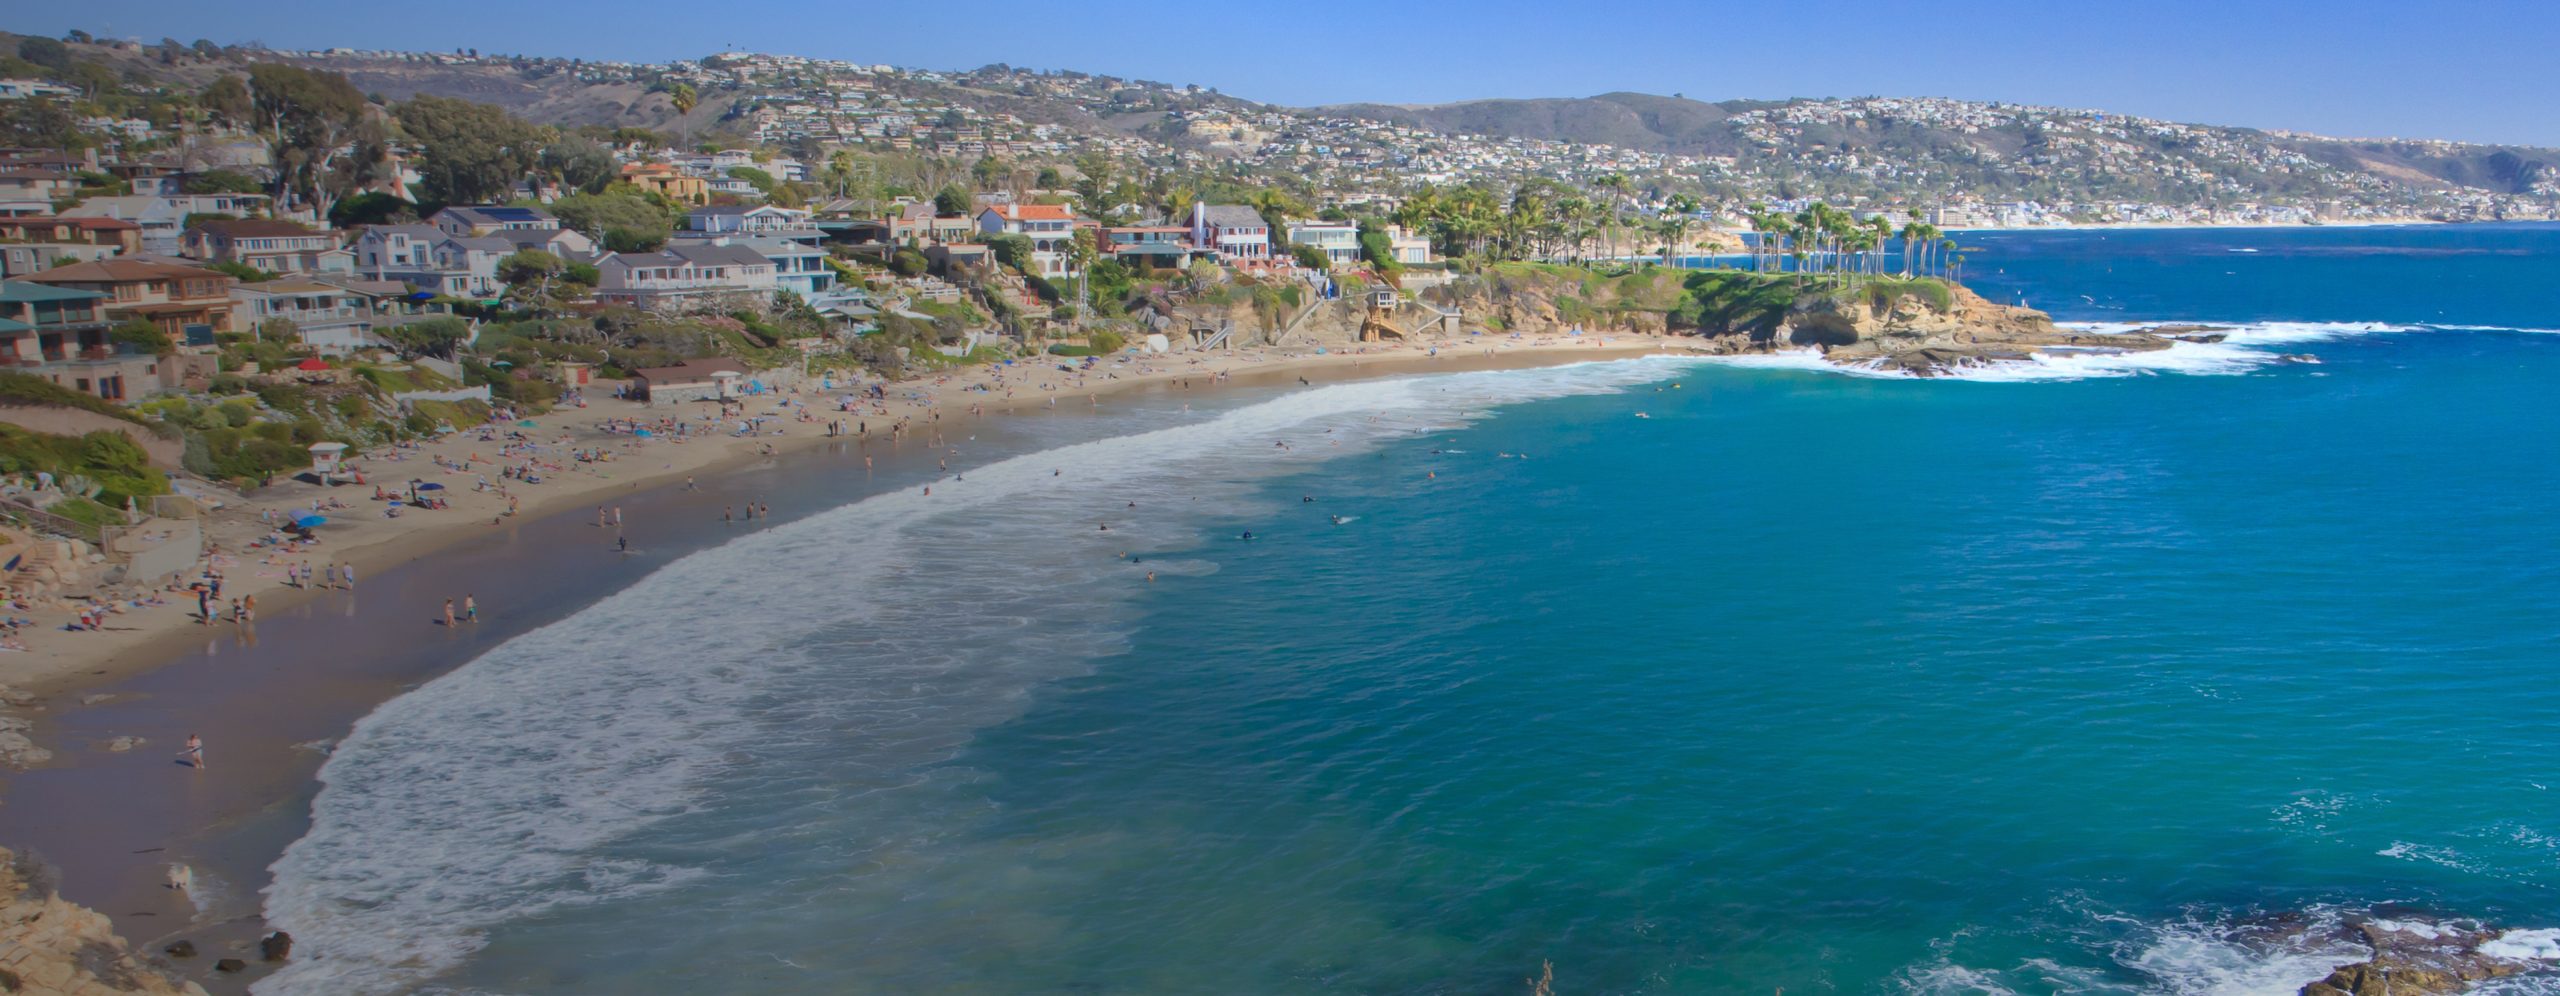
[263,225,2560,995]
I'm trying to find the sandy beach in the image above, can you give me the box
[0,330,1681,992]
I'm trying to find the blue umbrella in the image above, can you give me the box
[293,514,326,528]
[634,428,654,438]
[416,482,445,491]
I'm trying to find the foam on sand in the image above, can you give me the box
[254,357,1705,996]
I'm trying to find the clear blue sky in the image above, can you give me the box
[16,0,2560,146]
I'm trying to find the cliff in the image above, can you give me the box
[0,847,204,996]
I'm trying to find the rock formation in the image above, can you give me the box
[0,846,205,996]
[2300,918,2554,996]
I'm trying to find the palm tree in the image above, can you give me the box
[1593,173,1630,262]
[668,83,698,146]
[1661,194,1699,267]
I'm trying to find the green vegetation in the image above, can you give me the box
[0,425,164,507]
[0,372,144,424]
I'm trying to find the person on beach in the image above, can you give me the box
[242,594,256,622]
[195,586,211,625]
[464,595,478,623]
[443,598,456,628]
[342,563,355,591]
[180,734,203,770]
[723,505,734,523]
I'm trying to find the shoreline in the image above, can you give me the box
[0,332,1680,992]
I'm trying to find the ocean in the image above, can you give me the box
[263,224,2560,995]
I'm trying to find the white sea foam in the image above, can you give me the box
[254,358,1702,996]
[2114,911,2369,996]
[2485,929,2560,962]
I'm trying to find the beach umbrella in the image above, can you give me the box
[293,514,326,528]
[491,360,515,368]
[517,420,538,428]
[416,482,445,491]
[296,357,329,372]
[634,428,655,438]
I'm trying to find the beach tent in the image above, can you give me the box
[517,420,538,428]
[293,514,326,528]
[634,429,654,438]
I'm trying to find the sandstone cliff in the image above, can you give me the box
[0,848,203,996]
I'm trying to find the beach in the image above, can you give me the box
[0,331,1674,991]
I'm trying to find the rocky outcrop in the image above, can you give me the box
[1792,284,2187,375]
[2299,919,2556,996]
[0,846,206,995]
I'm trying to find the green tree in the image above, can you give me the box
[16,37,71,75]
[329,191,413,228]
[247,64,370,218]
[183,169,264,195]
[109,320,174,356]
[382,316,470,359]
[538,139,617,194]
[551,189,675,247]
[200,75,251,127]
[397,95,545,205]
[933,185,972,216]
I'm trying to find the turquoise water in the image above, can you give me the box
[265,225,2560,994]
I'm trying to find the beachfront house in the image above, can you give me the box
[0,280,168,400]
[975,203,1078,278]
[1190,203,1272,261]
[353,225,509,299]
[21,258,238,342]
[229,278,386,355]
[1284,220,1362,267]
[592,243,778,308]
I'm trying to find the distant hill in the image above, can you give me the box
[1314,92,1780,155]
[1315,91,2558,197]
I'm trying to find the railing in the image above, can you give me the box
[0,498,106,544]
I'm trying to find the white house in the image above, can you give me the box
[686,204,816,235]
[352,225,508,298]
[975,203,1078,279]
[1284,220,1361,267]
[1190,203,1271,261]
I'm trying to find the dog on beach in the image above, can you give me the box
[166,862,193,894]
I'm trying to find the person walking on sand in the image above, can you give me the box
[179,734,203,770]
[443,598,456,628]
[342,563,356,592]
[464,594,478,624]
[242,593,256,623]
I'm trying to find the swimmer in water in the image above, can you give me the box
[1330,515,1344,525]
[1241,531,1255,541]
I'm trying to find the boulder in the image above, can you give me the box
[164,939,196,958]
[260,930,293,962]
[213,958,246,973]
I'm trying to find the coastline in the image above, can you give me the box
[0,332,1679,992]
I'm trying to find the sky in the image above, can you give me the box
[19,0,2560,146]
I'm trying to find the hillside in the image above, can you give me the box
[1315,92,2560,199]
[1317,92,1777,154]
